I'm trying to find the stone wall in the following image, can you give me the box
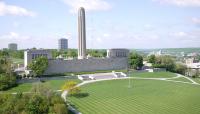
[44,58,128,74]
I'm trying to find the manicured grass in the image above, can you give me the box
[2,79,81,93]
[69,79,200,114]
[11,58,24,64]
[167,77,192,83]
[130,72,176,78]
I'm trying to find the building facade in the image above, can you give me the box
[107,49,129,58]
[8,43,17,51]
[24,49,52,69]
[58,38,68,50]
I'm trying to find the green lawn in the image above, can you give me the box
[11,58,24,64]
[2,79,81,93]
[69,79,200,114]
[130,72,176,78]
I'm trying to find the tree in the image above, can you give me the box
[53,104,68,114]
[0,74,17,90]
[62,81,81,95]
[26,95,49,114]
[0,57,17,91]
[28,57,48,76]
[153,55,175,71]
[148,55,156,63]
[128,53,143,69]
[0,88,68,114]
[174,63,187,75]
[67,49,77,58]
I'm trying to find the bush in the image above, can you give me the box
[0,74,17,91]
[0,88,68,114]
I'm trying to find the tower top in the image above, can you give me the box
[79,7,85,11]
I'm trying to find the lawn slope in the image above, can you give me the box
[69,79,200,114]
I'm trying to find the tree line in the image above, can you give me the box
[128,53,187,75]
[0,83,68,114]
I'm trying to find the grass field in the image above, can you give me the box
[69,73,200,114]
[11,58,24,64]
[1,79,81,93]
[130,72,176,78]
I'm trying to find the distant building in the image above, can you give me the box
[185,58,199,64]
[8,43,17,51]
[107,49,129,58]
[58,38,68,50]
[24,49,52,69]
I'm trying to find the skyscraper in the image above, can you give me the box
[8,43,17,51]
[58,38,68,51]
[78,7,86,59]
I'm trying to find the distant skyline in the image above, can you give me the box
[0,0,200,49]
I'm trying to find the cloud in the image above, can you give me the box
[170,31,200,42]
[171,31,188,37]
[0,32,30,40]
[62,0,112,13]
[0,1,36,17]
[153,0,200,7]
[191,17,200,25]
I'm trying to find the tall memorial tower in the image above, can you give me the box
[78,7,86,59]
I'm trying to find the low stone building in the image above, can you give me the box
[24,49,52,69]
[24,49,129,75]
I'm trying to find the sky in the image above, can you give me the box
[0,0,200,49]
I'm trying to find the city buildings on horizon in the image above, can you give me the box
[58,38,68,51]
[8,43,18,51]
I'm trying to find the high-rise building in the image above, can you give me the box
[58,38,68,50]
[78,7,86,59]
[8,43,17,51]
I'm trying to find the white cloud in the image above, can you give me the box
[171,31,188,37]
[170,31,200,42]
[191,17,200,25]
[0,1,36,17]
[0,32,30,40]
[153,0,200,7]
[62,0,112,13]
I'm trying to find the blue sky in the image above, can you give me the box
[0,0,200,49]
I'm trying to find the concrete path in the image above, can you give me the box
[176,74,198,84]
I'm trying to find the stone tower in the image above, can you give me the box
[78,7,86,59]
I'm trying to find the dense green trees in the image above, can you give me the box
[153,56,175,71]
[174,63,187,75]
[0,50,24,59]
[0,58,17,90]
[51,49,107,59]
[0,74,17,90]
[28,57,48,76]
[0,83,68,114]
[87,49,107,57]
[148,55,187,75]
[128,53,143,69]
[67,49,78,58]
[148,55,156,64]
